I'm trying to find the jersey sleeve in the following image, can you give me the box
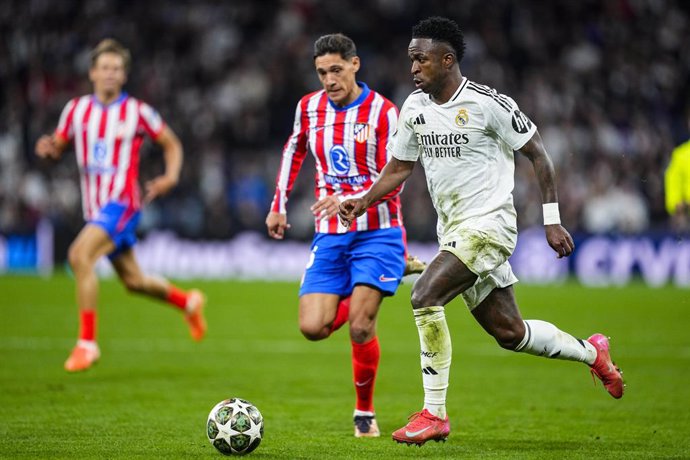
[375,104,405,202]
[137,101,166,139]
[378,104,399,162]
[484,91,537,151]
[387,95,420,162]
[270,100,309,214]
[54,99,78,142]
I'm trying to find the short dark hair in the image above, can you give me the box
[412,17,466,63]
[90,38,131,72]
[313,33,357,60]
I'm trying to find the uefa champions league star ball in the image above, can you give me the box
[207,398,264,456]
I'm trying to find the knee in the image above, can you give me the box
[410,290,424,309]
[348,305,377,343]
[492,322,526,351]
[411,283,438,309]
[349,322,374,344]
[67,244,89,272]
[121,275,145,294]
[299,322,328,341]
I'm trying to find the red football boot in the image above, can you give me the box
[587,333,624,399]
[392,409,450,446]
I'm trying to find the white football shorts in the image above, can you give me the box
[439,215,518,310]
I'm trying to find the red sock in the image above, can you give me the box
[79,309,97,341]
[329,297,350,334]
[352,336,380,413]
[166,286,188,311]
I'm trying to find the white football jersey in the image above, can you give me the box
[389,77,536,239]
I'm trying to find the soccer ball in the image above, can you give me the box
[207,398,264,456]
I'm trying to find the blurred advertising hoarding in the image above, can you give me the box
[2,224,689,287]
[0,219,53,276]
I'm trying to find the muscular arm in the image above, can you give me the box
[145,125,183,203]
[339,157,415,226]
[518,130,558,203]
[362,157,415,207]
[518,130,574,258]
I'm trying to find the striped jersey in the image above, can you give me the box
[389,77,537,240]
[54,92,165,220]
[270,82,403,233]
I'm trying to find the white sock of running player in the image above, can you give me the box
[414,306,451,419]
[515,320,597,364]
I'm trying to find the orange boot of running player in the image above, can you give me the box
[184,289,207,342]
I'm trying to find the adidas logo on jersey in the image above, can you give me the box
[413,113,426,125]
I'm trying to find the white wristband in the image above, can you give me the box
[543,203,561,225]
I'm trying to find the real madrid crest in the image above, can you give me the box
[455,108,469,127]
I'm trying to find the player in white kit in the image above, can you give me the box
[339,17,624,446]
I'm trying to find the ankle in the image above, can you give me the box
[424,404,446,419]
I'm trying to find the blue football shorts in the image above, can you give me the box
[299,227,406,298]
[88,201,141,260]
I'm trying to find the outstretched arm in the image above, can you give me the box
[266,100,309,239]
[146,125,182,203]
[339,157,415,227]
[518,130,574,258]
[35,134,69,160]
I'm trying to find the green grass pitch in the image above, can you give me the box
[1,274,689,459]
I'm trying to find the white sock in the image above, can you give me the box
[414,306,451,419]
[515,320,597,364]
[353,409,374,417]
[77,339,98,350]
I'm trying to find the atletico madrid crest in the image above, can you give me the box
[354,123,372,143]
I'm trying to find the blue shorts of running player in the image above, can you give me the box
[299,227,406,298]
[88,201,141,260]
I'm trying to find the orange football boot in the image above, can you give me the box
[64,341,100,372]
[185,289,207,342]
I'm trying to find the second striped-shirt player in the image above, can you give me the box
[35,39,207,373]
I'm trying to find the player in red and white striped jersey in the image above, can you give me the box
[266,33,424,438]
[53,89,161,220]
[270,73,403,234]
[35,39,206,372]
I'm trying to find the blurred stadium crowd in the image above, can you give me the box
[1,0,689,254]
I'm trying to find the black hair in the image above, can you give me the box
[412,17,466,63]
[313,33,357,60]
